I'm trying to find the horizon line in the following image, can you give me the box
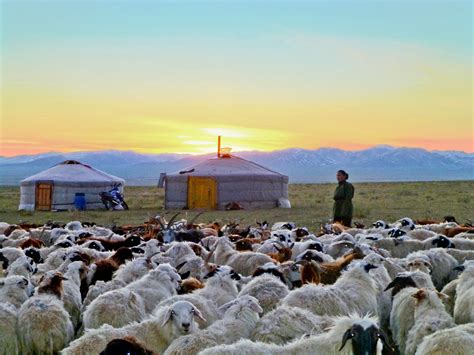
[1,143,473,159]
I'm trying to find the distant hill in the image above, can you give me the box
[0,146,472,185]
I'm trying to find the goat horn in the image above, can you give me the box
[166,212,181,230]
[189,212,204,226]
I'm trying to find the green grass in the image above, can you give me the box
[0,181,473,232]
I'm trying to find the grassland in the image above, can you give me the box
[0,181,472,232]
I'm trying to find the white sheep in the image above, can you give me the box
[82,289,146,329]
[445,248,474,263]
[83,263,180,329]
[453,260,474,324]
[164,295,263,355]
[0,275,31,307]
[238,273,289,314]
[62,300,204,355]
[405,248,459,290]
[415,323,474,355]
[215,237,274,276]
[252,306,334,345]
[388,271,435,354]
[18,294,74,354]
[81,255,155,308]
[282,261,379,318]
[0,275,31,355]
[405,288,455,355]
[200,314,391,355]
[0,247,26,265]
[156,265,241,329]
[62,261,88,328]
[0,302,20,355]
[6,256,37,278]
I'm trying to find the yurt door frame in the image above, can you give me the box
[187,177,217,209]
[35,181,53,211]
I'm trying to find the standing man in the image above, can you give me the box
[333,170,354,227]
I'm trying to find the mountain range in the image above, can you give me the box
[0,146,472,185]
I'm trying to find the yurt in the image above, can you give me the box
[18,160,125,211]
[164,153,290,210]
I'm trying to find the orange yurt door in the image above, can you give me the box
[35,182,53,211]
[187,177,217,209]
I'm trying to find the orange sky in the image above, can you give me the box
[1,1,472,156]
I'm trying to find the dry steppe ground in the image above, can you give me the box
[0,181,472,231]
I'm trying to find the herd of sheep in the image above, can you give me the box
[0,215,473,355]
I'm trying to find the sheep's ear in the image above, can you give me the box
[161,308,173,327]
[218,300,237,314]
[378,330,393,352]
[274,246,281,252]
[339,328,353,351]
[192,307,206,322]
[176,261,186,271]
[290,242,295,249]
[436,292,450,301]
[454,265,465,272]
[179,271,191,280]
[128,292,137,305]
[249,301,263,314]
[412,289,425,300]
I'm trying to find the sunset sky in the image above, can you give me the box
[1,0,472,156]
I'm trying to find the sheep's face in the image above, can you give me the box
[162,301,204,334]
[55,239,74,249]
[372,220,387,229]
[125,235,143,248]
[340,321,390,355]
[271,230,293,246]
[388,229,406,239]
[432,235,455,249]
[0,275,31,299]
[407,258,432,274]
[385,274,417,298]
[292,227,309,240]
[296,250,324,263]
[399,218,415,231]
[24,248,43,264]
[306,241,323,252]
[86,241,105,251]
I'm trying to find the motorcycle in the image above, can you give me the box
[99,184,129,210]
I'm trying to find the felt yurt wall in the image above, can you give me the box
[165,155,289,210]
[19,160,125,211]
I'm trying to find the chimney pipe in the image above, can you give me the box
[217,135,221,158]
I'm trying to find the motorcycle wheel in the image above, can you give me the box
[122,202,129,210]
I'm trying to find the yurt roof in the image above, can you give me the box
[169,155,287,178]
[20,160,125,186]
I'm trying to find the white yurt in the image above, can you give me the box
[164,154,290,210]
[18,160,125,211]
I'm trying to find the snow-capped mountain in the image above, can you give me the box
[0,146,472,185]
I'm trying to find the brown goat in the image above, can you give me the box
[298,260,321,285]
[90,247,134,285]
[445,227,474,238]
[37,271,67,298]
[19,238,45,249]
[268,245,293,263]
[317,247,365,284]
[234,238,260,252]
[178,278,205,294]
